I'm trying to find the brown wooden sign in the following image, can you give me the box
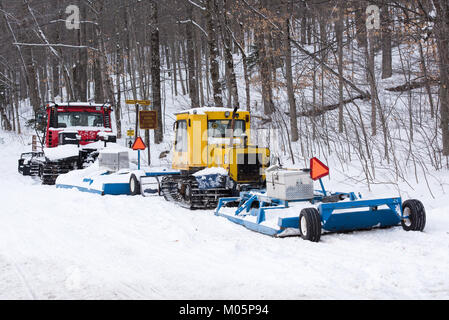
[139,110,158,130]
[126,99,151,106]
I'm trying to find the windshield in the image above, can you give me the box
[207,120,246,138]
[56,112,104,128]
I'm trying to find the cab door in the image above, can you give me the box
[172,119,189,170]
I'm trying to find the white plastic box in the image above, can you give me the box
[98,150,129,172]
[266,167,314,201]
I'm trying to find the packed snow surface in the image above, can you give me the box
[1,131,449,299]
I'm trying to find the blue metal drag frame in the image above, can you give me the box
[56,170,180,196]
[215,179,404,237]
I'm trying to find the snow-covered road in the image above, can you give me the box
[1,132,449,299]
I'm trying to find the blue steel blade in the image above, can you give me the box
[319,197,402,232]
[322,209,401,232]
[320,197,402,223]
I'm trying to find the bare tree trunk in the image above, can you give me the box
[124,6,137,101]
[434,0,449,156]
[205,0,223,107]
[300,1,307,44]
[284,16,298,142]
[355,1,367,48]
[217,0,239,108]
[114,10,122,139]
[177,41,186,96]
[381,2,392,79]
[0,105,12,131]
[170,40,178,96]
[336,2,344,133]
[23,48,41,114]
[418,39,435,118]
[367,30,377,136]
[93,29,104,102]
[94,1,116,108]
[256,24,274,115]
[11,70,21,134]
[186,4,199,108]
[240,26,251,111]
[194,14,204,107]
[150,0,163,144]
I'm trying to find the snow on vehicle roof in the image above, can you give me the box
[47,102,111,108]
[176,107,242,115]
[192,167,228,176]
[48,126,113,132]
[44,145,80,161]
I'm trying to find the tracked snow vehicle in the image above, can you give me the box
[158,107,270,209]
[18,102,116,184]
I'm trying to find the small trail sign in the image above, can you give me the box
[127,129,135,137]
[132,137,146,150]
[126,100,151,106]
[139,110,158,130]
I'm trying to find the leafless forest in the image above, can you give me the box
[1,0,449,187]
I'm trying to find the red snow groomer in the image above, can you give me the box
[18,102,117,184]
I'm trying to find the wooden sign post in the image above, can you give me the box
[126,99,153,166]
[32,135,37,151]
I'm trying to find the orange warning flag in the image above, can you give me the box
[310,157,329,181]
[132,137,146,150]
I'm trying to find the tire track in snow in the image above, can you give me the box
[0,230,38,300]
[10,259,38,300]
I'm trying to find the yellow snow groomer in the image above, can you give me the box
[160,107,270,209]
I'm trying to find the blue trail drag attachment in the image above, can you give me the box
[215,186,416,241]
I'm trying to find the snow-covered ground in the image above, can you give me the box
[1,130,449,300]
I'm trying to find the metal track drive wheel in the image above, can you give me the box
[401,199,426,231]
[129,174,140,196]
[299,208,322,242]
[160,175,232,210]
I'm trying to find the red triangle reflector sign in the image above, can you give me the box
[132,136,146,150]
[310,157,329,181]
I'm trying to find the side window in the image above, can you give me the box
[175,120,188,152]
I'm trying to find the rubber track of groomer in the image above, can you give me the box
[160,175,231,210]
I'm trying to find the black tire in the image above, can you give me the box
[299,208,322,242]
[129,174,141,196]
[401,199,426,231]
